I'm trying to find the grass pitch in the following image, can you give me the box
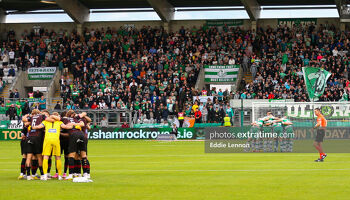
[0,140,350,200]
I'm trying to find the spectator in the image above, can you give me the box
[0,80,3,93]
[54,102,62,110]
[9,90,14,98]
[38,96,46,110]
[16,104,22,121]
[223,114,232,127]
[194,108,202,123]
[8,67,15,77]
[14,89,19,98]
[226,105,234,124]
[22,99,30,115]
[6,104,16,120]
[34,90,43,98]
[121,122,129,128]
[100,116,108,127]
[91,102,98,109]
[201,105,208,123]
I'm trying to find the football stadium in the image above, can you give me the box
[0,0,350,199]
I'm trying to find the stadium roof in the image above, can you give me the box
[1,0,336,10]
[0,0,347,23]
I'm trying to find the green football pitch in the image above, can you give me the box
[0,140,350,200]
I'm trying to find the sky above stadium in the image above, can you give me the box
[5,6,339,23]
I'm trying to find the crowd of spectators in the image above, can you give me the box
[239,23,350,102]
[0,21,349,124]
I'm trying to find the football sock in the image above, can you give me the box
[82,158,88,174]
[73,160,78,174]
[77,160,82,175]
[320,153,325,159]
[43,158,48,175]
[64,157,68,173]
[31,160,38,175]
[39,166,44,175]
[56,159,62,176]
[68,157,75,175]
[20,158,26,174]
[320,153,326,159]
[86,159,90,174]
[26,166,31,176]
[48,158,52,174]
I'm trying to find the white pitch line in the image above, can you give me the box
[88,154,350,158]
[63,169,350,172]
[152,145,176,147]
[2,154,350,159]
[1,168,350,172]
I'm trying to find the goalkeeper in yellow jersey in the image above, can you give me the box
[32,112,75,181]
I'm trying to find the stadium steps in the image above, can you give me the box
[0,84,10,98]
[49,72,74,109]
[243,72,253,83]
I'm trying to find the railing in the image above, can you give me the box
[4,97,63,111]
[195,65,205,90]
[9,70,22,92]
[50,109,133,128]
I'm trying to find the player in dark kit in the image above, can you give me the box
[58,111,70,178]
[22,109,57,180]
[22,109,46,180]
[75,112,92,178]
[18,122,30,179]
[63,110,89,180]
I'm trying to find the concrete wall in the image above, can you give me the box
[11,71,53,98]
[3,18,342,38]
[4,22,76,37]
[84,20,163,30]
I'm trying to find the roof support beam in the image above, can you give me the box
[55,0,90,24]
[0,8,6,24]
[147,0,174,22]
[335,0,350,22]
[240,0,260,21]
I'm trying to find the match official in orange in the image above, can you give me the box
[313,108,327,162]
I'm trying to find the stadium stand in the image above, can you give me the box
[0,21,349,125]
[239,23,350,102]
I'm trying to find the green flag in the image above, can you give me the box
[302,67,331,101]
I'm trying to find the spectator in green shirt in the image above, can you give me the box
[16,104,22,121]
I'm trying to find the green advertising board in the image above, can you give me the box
[133,124,169,128]
[0,129,22,140]
[204,65,240,82]
[87,128,203,140]
[1,126,350,141]
[206,19,243,26]
[278,18,317,26]
[27,67,56,80]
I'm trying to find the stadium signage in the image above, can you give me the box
[206,19,243,26]
[7,120,23,129]
[193,96,214,103]
[27,67,57,80]
[0,129,22,140]
[204,65,240,82]
[87,128,195,139]
[293,127,348,139]
[286,104,350,119]
[278,18,317,26]
[133,124,169,128]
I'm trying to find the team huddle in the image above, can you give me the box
[246,112,294,152]
[18,109,91,181]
